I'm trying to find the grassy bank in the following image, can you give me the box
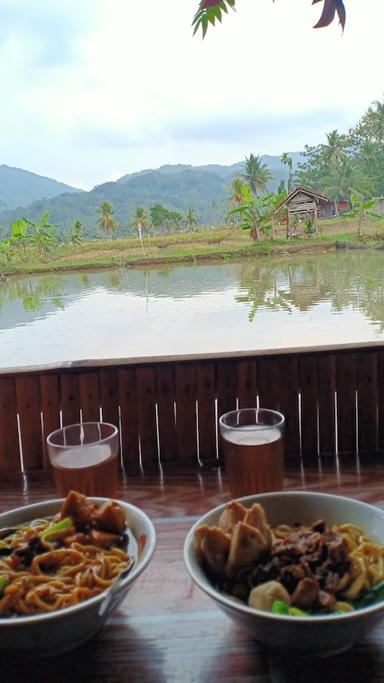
[1,219,384,277]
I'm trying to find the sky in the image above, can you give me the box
[0,0,383,190]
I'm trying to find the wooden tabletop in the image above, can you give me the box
[2,460,384,683]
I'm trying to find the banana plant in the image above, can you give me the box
[228,185,276,242]
[9,218,30,260]
[342,193,382,239]
[26,211,58,257]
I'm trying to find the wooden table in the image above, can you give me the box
[2,460,384,683]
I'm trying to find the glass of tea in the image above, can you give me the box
[47,422,119,498]
[219,408,285,498]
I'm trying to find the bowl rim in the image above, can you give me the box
[0,496,156,626]
[184,490,384,624]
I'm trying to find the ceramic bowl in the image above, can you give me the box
[0,497,156,656]
[184,491,384,657]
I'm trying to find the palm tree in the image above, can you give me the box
[243,154,272,196]
[131,206,149,255]
[281,153,293,193]
[97,201,118,239]
[321,130,348,169]
[184,208,199,231]
[324,159,367,214]
[70,220,84,246]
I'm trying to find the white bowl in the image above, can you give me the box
[0,497,156,656]
[184,491,384,657]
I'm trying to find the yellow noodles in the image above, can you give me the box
[0,511,131,617]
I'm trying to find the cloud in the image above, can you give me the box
[0,0,96,67]
[164,109,347,145]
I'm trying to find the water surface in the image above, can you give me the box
[1,250,384,369]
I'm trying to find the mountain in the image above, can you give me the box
[0,165,80,210]
[0,154,303,237]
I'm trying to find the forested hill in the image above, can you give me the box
[0,165,80,210]
[0,154,302,237]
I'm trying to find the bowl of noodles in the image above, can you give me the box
[0,491,156,656]
[184,491,384,657]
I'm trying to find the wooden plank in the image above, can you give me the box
[15,375,43,471]
[237,360,257,409]
[155,364,177,465]
[318,354,336,458]
[196,362,217,467]
[79,371,101,422]
[60,372,81,426]
[175,363,198,465]
[274,356,300,464]
[136,366,158,471]
[336,352,357,458]
[216,360,237,417]
[40,373,61,469]
[0,377,19,472]
[257,357,280,411]
[299,354,318,463]
[378,350,384,452]
[117,367,140,471]
[357,350,378,456]
[99,368,119,427]
[216,360,237,462]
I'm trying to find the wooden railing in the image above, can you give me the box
[0,345,383,473]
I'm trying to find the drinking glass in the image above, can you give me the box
[219,408,285,498]
[47,422,119,497]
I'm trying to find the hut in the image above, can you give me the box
[276,187,331,238]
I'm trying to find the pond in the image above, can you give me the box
[1,249,384,370]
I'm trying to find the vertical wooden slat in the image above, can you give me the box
[196,362,216,467]
[216,360,238,416]
[274,356,299,463]
[99,368,120,427]
[136,366,158,471]
[357,351,378,456]
[15,375,43,471]
[299,355,318,463]
[336,352,357,457]
[175,363,198,464]
[60,373,81,426]
[79,371,101,422]
[237,360,257,409]
[377,351,384,452]
[257,357,280,411]
[216,360,237,462]
[156,364,177,465]
[318,354,336,458]
[118,367,140,471]
[0,377,19,471]
[40,373,61,469]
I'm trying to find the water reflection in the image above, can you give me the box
[237,251,384,330]
[0,250,384,368]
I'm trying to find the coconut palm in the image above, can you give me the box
[184,208,199,231]
[324,159,368,214]
[131,206,149,255]
[321,130,348,169]
[243,154,272,197]
[97,201,118,239]
[281,153,293,193]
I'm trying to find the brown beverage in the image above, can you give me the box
[222,425,284,498]
[51,443,118,497]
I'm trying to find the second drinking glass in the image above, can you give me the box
[219,408,285,498]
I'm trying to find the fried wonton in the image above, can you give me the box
[218,500,246,534]
[243,503,272,547]
[194,525,231,574]
[226,521,271,576]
